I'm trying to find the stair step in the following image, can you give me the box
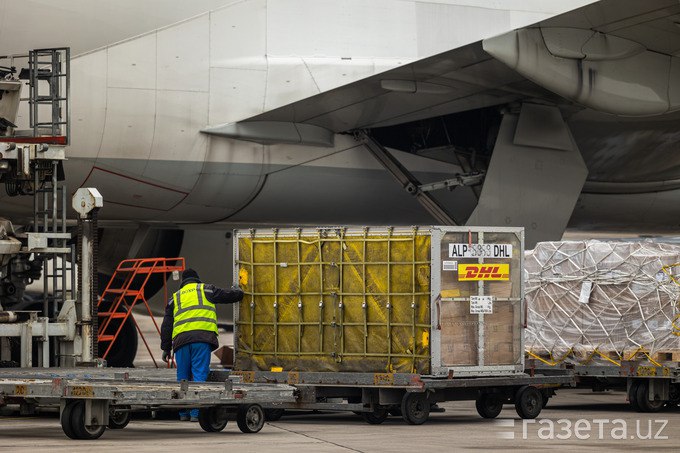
[97,312,127,318]
[104,289,141,296]
[116,268,154,274]
[98,335,116,342]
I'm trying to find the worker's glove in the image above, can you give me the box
[231,285,245,302]
[162,350,171,363]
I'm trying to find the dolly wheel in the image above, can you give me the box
[636,380,665,413]
[361,406,388,425]
[401,392,430,425]
[514,386,543,420]
[628,380,641,412]
[476,393,503,419]
[61,401,79,439]
[66,400,106,440]
[237,404,265,433]
[108,406,131,429]
[198,406,229,432]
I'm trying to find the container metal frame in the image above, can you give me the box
[234,226,525,378]
[430,226,525,377]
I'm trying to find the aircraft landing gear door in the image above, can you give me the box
[430,227,524,377]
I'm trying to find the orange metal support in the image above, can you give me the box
[97,257,185,367]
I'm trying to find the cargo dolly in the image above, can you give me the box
[231,226,574,425]
[229,369,574,425]
[0,368,296,440]
[527,359,680,413]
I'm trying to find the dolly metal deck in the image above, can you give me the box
[0,367,296,439]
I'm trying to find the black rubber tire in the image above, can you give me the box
[514,386,543,420]
[61,401,78,439]
[198,406,228,432]
[636,380,665,413]
[69,400,106,440]
[628,380,641,412]
[108,406,131,429]
[236,404,265,433]
[476,393,503,419]
[361,406,389,425]
[264,408,285,421]
[401,392,430,425]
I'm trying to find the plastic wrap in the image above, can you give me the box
[525,241,680,365]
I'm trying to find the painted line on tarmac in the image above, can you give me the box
[267,422,365,453]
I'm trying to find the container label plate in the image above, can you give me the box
[442,260,458,271]
[470,296,493,314]
[449,243,513,258]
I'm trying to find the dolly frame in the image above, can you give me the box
[0,368,296,439]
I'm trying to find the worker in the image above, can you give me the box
[160,268,244,422]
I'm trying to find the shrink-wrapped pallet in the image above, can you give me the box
[525,241,680,365]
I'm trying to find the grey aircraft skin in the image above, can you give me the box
[2,0,680,365]
[1,0,679,239]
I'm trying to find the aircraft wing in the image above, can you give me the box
[205,0,680,142]
[240,40,545,132]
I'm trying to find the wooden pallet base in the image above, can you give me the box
[528,350,680,364]
[650,351,680,362]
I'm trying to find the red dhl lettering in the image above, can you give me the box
[464,266,504,279]
[458,263,510,281]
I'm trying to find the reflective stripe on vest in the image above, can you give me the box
[172,283,218,339]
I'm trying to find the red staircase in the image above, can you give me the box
[98,257,185,367]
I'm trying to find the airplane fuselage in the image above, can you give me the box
[1,0,678,235]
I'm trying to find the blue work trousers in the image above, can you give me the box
[175,342,212,418]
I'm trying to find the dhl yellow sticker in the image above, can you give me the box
[458,263,510,281]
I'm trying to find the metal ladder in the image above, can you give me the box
[0,47,74,367]
[28,48,70,139]
[98,258,185,367]
[31,160,74,319]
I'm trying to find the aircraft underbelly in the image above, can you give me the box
[91,160,468,224]
[569,110,680,183]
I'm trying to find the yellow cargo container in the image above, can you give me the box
[234,226,524,376]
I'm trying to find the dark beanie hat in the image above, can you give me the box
[181,268,200,281]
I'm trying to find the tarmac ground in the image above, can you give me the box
[1,388,678,452]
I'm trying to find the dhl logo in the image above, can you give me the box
[458,263,510,281]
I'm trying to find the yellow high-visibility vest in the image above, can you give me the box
[172,283,218,338]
